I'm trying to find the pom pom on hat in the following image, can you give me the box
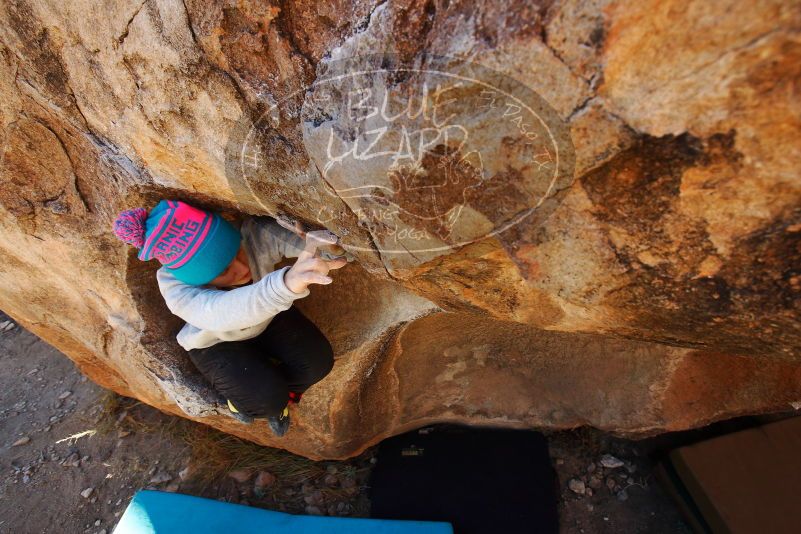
[113,207,148,248]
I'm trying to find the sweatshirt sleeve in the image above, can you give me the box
[156,266,310,332]
[250,217,307,259]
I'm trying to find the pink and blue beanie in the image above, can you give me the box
[113,200,241,285]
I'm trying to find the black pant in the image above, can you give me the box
[187,307,334,418]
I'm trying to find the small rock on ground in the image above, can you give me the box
[227,469,252,483]
[568,479,586,495]
[179,465,195,481]
[600,454,624,469]
[148,472,172,485]
[254,471,276,489]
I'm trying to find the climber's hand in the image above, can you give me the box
[282,219,347,258]
[320,242,347,258]
[284,232,347,293]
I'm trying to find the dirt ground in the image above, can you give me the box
[0,312,689,533]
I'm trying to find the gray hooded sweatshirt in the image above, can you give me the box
[156,217,316,351]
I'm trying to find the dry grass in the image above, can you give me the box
[95,389,126,434]
[176,421,373,507]
[180,424,324,485]
[96,390,182,440]
[96,391,373,513]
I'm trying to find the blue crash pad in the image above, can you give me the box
[114,490,453,534]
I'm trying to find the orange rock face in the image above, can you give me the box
[0,0,799,459]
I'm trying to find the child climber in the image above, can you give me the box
[112,199,347,437]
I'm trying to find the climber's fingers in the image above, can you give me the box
[307,230,338,248]
[297,230,338,263]
[321,242,347,257]
[288,231,346,292]
[295,257,345,277]
[290,269,333,287]
[296,239,320,264]
[305,272,333,286]
[326,257,348,270]
[298,271,333,287]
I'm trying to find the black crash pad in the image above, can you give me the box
[369,425,559,534]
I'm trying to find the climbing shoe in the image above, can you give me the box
[227,399,254,425]
[267,405,291,437]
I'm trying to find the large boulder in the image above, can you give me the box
[0,0,799,459]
